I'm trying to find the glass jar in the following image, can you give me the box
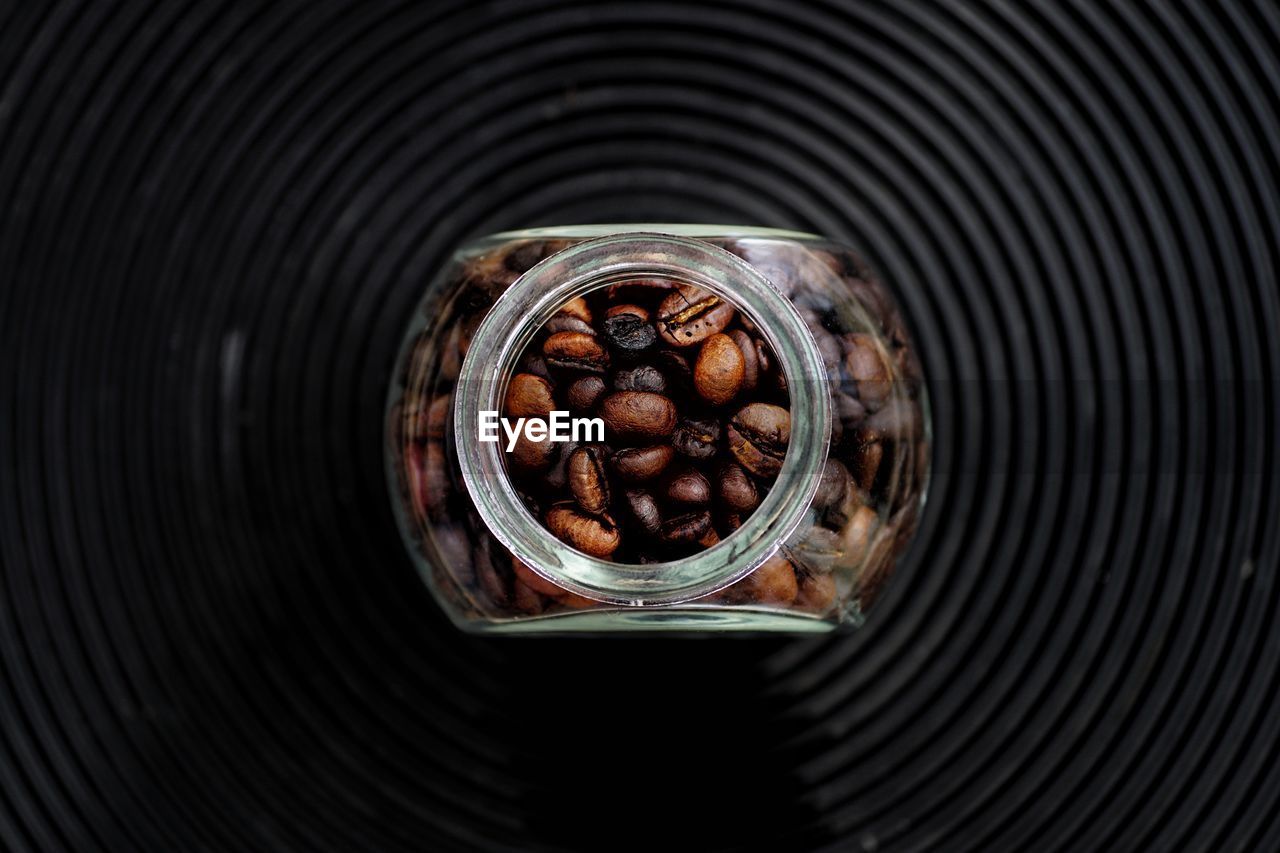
[386,225,929,634]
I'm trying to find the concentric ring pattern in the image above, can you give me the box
[2,1,1278,850]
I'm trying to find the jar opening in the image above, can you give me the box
[455,233,830,605]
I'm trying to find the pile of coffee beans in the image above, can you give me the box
[502,282,791,563]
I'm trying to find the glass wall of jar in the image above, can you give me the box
[386,226,929,633]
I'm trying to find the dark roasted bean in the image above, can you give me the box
[660,510,713,544]
[602,313,657,355]
[728,403,791,479]
[671,416,720,460]
[623,489,662,534]
[610,445,674,482]
[716,462,759,513]
[565,375,607,412]
[613,365,668,394]
[665,468,711,505]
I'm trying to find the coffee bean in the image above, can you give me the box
[544,331,609,373]
[600,391,677,443]
[610,445,674,482]
[694,333,745,404]
[665,468,711,505]
[814,459,851,510]
[545,504,621,557]
[568,446,610,514]
[660,510,712,544]
[716,462,759,513]
[844,333,890,410]
[504,373,556,419]
[613,365,668,394]
[543,440,579,491]
[623,488,662,534]
[671,416,720,460]
[730,330,759,393]
[544,314,596,337]
[509,433,555,472]
[728,403,791,479]
[657,284,735,346]
[566,376,607,411]
[558,296,592,323]
[602,312,658,355]
[718,554,798,605]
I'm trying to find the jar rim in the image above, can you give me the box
[453,232,831,605]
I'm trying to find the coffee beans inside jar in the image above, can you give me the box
[502,283,791,564]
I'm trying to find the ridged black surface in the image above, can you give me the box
[2,1,1278,850]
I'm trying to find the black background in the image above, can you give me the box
[2,1,1279,850]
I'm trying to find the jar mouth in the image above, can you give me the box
[454,233,830,605]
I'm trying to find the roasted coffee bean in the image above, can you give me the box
[568,446,610,514]
[730,330,759,393]
[654,350,693,395]
[853,432,883,492]
[602,313,657,355]
[518,351,551,380]
[716,462,759,513]
[509,433,555,472]
[660,510,713,544]
[543,314,596,337]
[600,391,677,442]
[814,459,851,510]
[544,331,609,373]
[544,440,579,491]
[671,416,720,460]
[717,554,798,605]
[694,333,745,404]
[844,333,890,410]
[545,504,621,557]
[566,375,607,411]
[613,365,667,394]
[728,403,791,479]
[657,284,735,346]
[505,373,556,419]
[623,489,662,534]
[559,297,592,323]
[610,445,674,482]
[665,468,711,505]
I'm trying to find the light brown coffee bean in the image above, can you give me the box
[657,284,735,346]
[844,333,890,410]
[545,504,621,557]
[504,373,556,419]
[694,333,745,405]
[544,331,608,373]
[568,446,610,514]
[600,391,677,442]
[606,303,650,322]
